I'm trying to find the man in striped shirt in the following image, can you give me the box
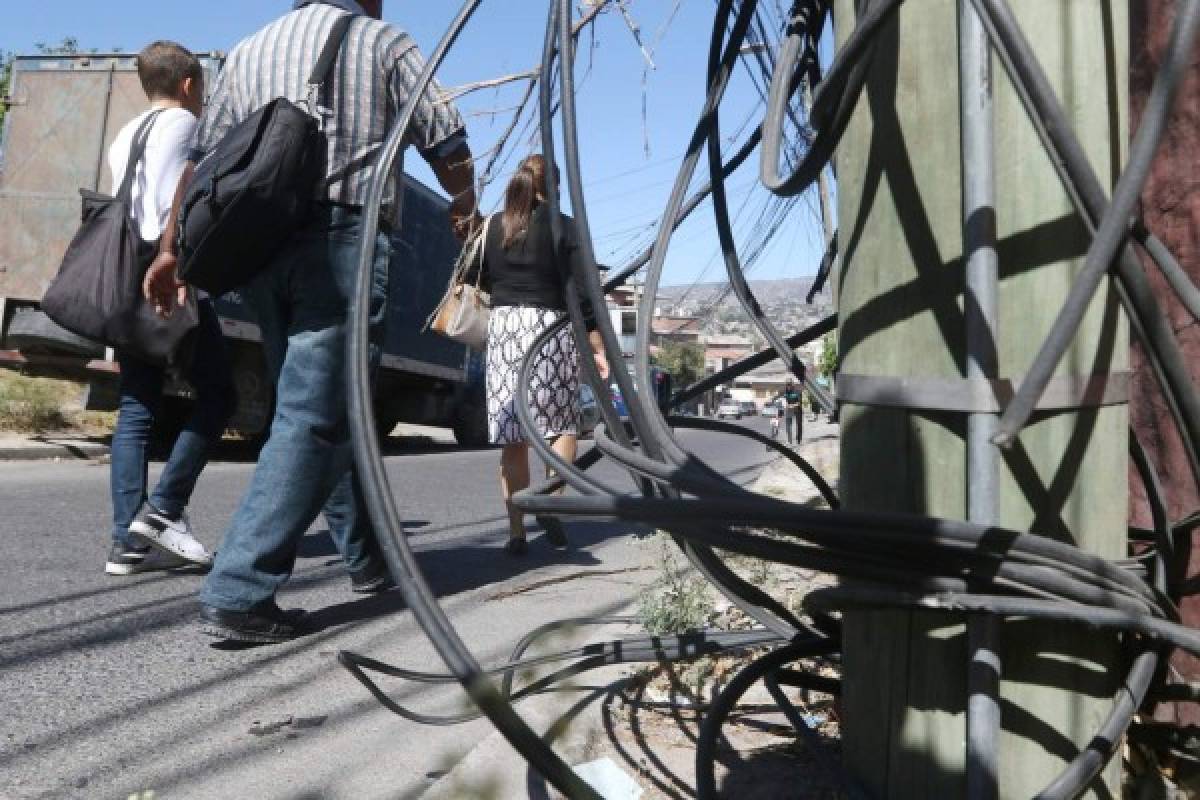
[146,0,476,643]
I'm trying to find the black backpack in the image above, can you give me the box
[176,13,355,297]
[42,110,200,365]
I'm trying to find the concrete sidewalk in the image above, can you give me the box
[422,420,841,799]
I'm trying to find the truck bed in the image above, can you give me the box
[0,52,469,385]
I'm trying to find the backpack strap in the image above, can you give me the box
[115,109,164,205]
[305,12,356,116]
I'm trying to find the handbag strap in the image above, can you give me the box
[421,214,493,334]
[305,12,356,115]
[115,109,164,205]
[472,214,494,289]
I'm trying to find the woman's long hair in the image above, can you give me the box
[501,154,548,250]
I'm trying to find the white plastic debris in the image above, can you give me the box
[572,757,644,800]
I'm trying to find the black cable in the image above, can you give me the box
[672,313,837,407]
[987,0,1200,447]
[542,0,819,646]
[338,623,783,726]
[1135,222,1200,324]
[807,228,838,303]
[667,414,839,510]
[965,0,1200,488]
[344,3,604,797]
[760,0,901,197]
[335,1,1200,796]
[695,637,859,800]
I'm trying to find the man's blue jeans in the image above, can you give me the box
[200,208,390,612]
[111,299,235,546]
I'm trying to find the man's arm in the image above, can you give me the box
[428,142,478,240]
[143,162,194,316]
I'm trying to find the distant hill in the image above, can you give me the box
[656,278,827,308]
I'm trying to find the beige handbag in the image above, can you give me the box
[426,214,493,350]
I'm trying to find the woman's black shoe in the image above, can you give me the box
[504,537,528,556]
[536,515,568,549]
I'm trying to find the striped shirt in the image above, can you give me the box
[191,3,466,215]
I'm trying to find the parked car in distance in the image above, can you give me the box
[716,398,743,419]
[739,400,758,417]
[761,399,783,417]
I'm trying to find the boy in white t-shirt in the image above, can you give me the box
[105,42,236,576]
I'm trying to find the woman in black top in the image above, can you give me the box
[478,154,609,555]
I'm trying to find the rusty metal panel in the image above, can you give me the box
[0,54,223,303]
[0,63,112,301]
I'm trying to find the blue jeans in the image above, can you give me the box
[200,208,390,612]
[110,299,235,546]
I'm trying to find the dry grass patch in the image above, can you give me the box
[0,371,112,433]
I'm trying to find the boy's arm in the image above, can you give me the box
[143,162,194,316]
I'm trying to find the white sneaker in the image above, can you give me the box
[128,507,213,566]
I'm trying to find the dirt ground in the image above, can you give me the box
[595,656,845,800]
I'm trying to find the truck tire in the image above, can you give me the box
[375,405,402,441]
[5,307,103,357]
[452,403,489,448]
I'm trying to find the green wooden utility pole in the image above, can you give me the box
[834,2,1129,797]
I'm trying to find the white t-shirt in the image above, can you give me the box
[107,107,196,243]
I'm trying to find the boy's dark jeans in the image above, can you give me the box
[110,299,235,546]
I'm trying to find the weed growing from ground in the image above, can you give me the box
[636,531,715,636]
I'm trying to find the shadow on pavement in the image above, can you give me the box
[3,509,643,798]
[305,520,617,635]
[198,431,490,464]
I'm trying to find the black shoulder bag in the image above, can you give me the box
[42,110,200,366]
[176,12,356,297]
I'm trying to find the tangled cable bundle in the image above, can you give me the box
[340,1,1200,797]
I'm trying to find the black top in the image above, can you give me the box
[472,204,596,329]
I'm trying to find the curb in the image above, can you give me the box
[0,438,109,461]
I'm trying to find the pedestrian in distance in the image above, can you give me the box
[145,0,477,644]
[470,154,609,556]
[782,377,803,445]
[106,41,237,577]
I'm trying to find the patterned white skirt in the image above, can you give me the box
[486,306,580,445]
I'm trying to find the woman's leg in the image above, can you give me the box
[499,442,531,542]
[547,433,577,482]
[535,434,577,546]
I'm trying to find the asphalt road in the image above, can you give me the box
[0,415,781,799]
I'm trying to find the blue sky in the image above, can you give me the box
[1,1,832,289]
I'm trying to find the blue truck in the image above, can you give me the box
[0,52,487,445]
